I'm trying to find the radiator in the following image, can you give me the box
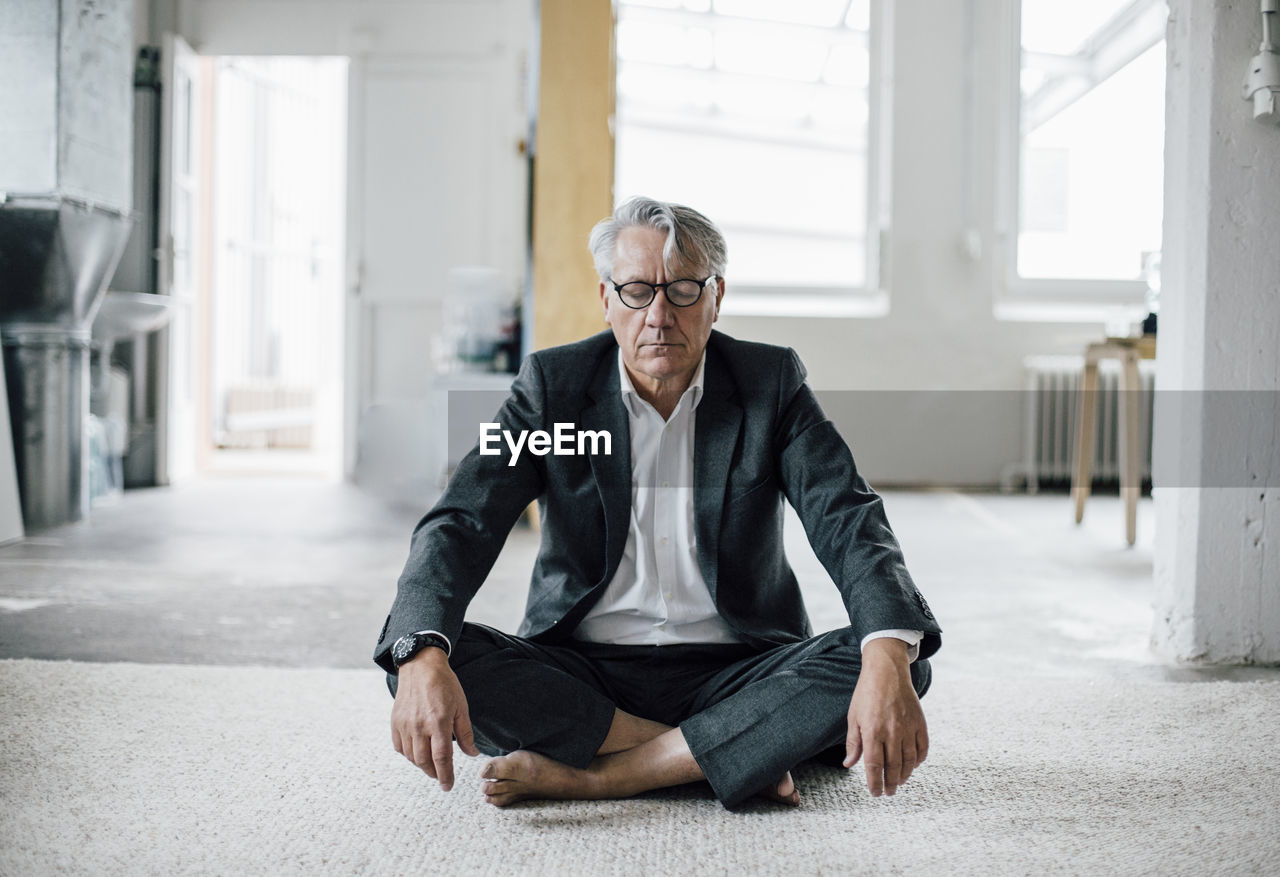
[1002,355,1156,493]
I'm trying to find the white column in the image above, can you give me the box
[1153,0,1280,663]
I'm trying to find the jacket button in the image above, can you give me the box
[915,593,933,620]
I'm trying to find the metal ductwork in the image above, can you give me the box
[0,0,135,530]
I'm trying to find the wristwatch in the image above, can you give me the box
[391,631,450,667]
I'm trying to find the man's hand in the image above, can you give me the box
[844,637,928,797]
[390,648,480,791]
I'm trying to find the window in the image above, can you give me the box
[613,0,885,312]
[1006,0,1167,299]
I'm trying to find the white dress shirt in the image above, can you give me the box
[574,351,922,661]
[575,352,736,644]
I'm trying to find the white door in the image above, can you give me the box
[155,33,203,485]
[344,56,526,489]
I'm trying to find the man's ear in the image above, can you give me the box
[599,281,611,324]
[712,278,725,321]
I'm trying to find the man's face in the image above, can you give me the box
[599,225,724,392]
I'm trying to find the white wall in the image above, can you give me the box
[179,0,516,56]
[1,0,133,207]
[1151,0,1280,665]
[0,0,59,194]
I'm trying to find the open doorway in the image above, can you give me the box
[200,56,348,479]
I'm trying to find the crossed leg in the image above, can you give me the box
[479,709,799,807]
[447,624,801,808]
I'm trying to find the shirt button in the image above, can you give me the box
[660,536,668,544]
[662,481,669,487]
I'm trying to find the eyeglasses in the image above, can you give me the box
[609,276,719,310]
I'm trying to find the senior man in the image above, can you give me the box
[374,196,940,809]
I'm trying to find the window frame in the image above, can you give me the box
[611,0,892,319]
[992,0,1166,318]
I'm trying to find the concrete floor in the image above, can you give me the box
[1,473,1274,683]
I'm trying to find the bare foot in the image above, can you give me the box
[479,730,707,806]
[757,771,801,807]
[480,750,598,807]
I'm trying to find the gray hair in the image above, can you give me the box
[588,196,728,281]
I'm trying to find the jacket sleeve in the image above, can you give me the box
[773,348,941,660]
[373,354,548,673]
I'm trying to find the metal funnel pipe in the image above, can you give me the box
[0,194,134,529]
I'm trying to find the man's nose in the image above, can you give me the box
[645,288,675,327]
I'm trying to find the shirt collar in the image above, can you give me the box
[617,348,706,417]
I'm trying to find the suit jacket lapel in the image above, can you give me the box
[694,344,742,601]
[581,351,631,586]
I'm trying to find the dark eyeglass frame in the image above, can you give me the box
[609,275,720,310]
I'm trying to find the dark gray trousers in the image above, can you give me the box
[387,621,932,809]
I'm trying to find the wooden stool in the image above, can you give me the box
[1071,335,1156,546]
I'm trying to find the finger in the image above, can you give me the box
[843,724,863,769]
[392,725,403,756]
[917,726,930,764]
[455,712,480,757]
[900,744,918,784]
[883,742,903,795]
[409,733,437,778]
[863,739,886,797]
[433,736,455,791]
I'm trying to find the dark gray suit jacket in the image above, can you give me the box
[374,329,941,674]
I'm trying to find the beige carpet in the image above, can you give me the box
[1,659,1277,876]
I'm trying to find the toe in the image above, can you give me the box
[776,772,795,798]
[481,757,506,780]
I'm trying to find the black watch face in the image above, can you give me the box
[393,636,414,664]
